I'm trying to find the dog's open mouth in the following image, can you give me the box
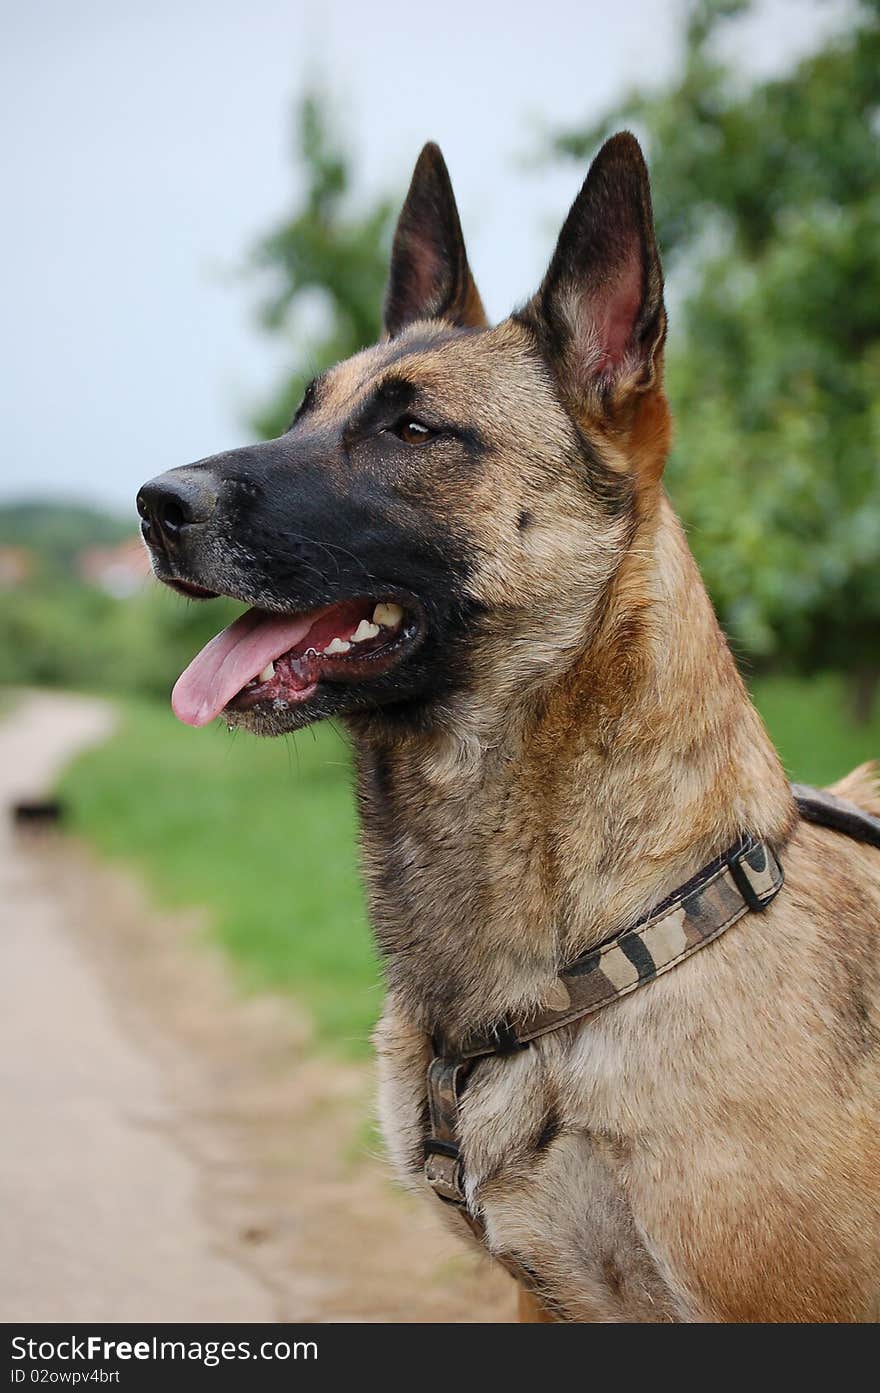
[171,596,417,727]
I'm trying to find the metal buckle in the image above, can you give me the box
[424,1144,465,1203]
[728,841,783,912]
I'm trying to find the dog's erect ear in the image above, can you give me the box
[522,132,666,411]
[384,143,487,338]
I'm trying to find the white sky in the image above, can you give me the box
[0,0,852,513]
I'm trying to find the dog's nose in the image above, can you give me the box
[137,469,219,548]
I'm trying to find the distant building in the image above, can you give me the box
[0,546,33,587]
[78,537,152,598]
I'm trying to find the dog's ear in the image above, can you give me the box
[384,143,487,338]
[522,132,666,413]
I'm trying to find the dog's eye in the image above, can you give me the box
[392,419,434,445]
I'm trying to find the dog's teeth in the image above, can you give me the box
[372,602,403,628]
[257,662,275,683]
[351,619,380,644]
[324,637,351,655]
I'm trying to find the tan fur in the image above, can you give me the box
[355,326,880,1322]
[518,1288,558,1323]
[227,138,879,1321]
[153,133,879,1319]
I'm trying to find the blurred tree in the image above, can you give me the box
[551,0,880,716]
[0,573,240,701]
[249,92,396,439]
[0,501,129,576]
[0,500,241,699]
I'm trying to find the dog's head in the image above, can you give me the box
[139,134,670,739]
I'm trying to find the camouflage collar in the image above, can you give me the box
[423,784,880,1268]
[454,833,784,1062]
[424,833,784,1206]
[463,784,880,1071]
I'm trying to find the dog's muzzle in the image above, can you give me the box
[137,468,219,556]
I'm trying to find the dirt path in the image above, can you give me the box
[0,691,511,1322]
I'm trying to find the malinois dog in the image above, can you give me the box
[138,134,880,1322]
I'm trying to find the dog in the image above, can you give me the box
[138,134,880,1322]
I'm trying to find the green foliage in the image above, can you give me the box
[551,0,880,698]
[3,581,224,697]
[249,93,396,439]
[0,500,130,576]
[58,698,378,1051]
[751,671,880,788]
[0,497,242,699]
[0,581,242,700]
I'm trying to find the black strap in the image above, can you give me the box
[792,783,880,851]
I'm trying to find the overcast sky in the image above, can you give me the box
[1,0,851,515]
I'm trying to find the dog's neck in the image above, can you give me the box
[353,494,794,1042]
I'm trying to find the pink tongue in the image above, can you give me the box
[171,607,314,727]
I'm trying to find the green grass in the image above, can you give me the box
[56,675,878,1054]
[59,700,379,1053]
[750,672,879,787]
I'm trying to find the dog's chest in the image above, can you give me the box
[375,1002,698,1322]
[361,752,697,1318]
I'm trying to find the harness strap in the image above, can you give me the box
[459,834,783,1061]
[423,1057,553,1296]
[423,784,879,1237]
[424,833,784,1207]
[424,1057,470,1202]
[792,783,880,850]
